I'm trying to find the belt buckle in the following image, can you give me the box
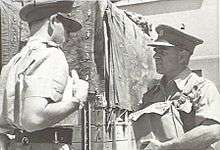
[21,136,30,145]
[52,129,69,144]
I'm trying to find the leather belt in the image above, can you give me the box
[14,127,73,145]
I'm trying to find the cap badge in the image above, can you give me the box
[158,30,164,36]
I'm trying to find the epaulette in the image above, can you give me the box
[182,73,206,94]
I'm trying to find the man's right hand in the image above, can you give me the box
[71,70,89,108]
[129,102,171,121]
[129,110,145,122]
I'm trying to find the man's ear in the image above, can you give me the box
[178,50,190,66]
[48,14,58,36]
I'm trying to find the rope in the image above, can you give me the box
[171,105,179,137]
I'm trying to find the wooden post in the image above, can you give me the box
[0,8,2,72]
[82,104,87,150]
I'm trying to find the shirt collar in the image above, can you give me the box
[173,67,193,90]
[27,37,61,49]
[160,67,193,91]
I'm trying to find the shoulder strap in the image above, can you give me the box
[182,73,206,95]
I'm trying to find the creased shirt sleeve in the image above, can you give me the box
[195,81,220,125]
[23,48,68,102]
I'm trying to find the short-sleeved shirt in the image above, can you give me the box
[0,38,69,132]
[141,67,220,150]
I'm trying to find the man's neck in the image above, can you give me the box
[29,19,51,42]
[163,67,186,84]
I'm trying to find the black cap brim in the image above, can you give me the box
[57,13,82,32]
[19,0,74,22]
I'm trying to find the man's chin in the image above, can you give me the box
[155,69,164,75]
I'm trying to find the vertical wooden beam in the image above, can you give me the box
[87,99,92,150]
[82,105,87,150]
[0,8,2,72]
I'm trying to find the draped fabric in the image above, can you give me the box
[0,0,21,68]
[105,2,155,110]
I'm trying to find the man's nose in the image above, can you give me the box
[153,52,160,59]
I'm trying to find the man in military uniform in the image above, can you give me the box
[0,0,88,149]
[129,24,220,150]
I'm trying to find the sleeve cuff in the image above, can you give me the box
[24,76,65,102]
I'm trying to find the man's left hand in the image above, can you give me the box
[129,110,144,121]
[71,70,89,108]
[139,139,164,150]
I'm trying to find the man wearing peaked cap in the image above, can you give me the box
[130,25,220,150]
[148,24,204,54]
[19,0,82,32]
[0,0,89,150]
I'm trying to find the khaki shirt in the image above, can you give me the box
[0,39,69,132]
[141,67,220,150]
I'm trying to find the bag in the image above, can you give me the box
[0,58,20,132]
[0,51,32,132]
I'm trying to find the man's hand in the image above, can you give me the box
[71,70,89,108]
[138,138,164,150]
[129,110,145,121]
[129,102,171,121]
